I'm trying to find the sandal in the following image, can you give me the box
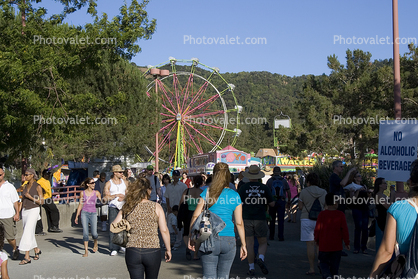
[34,250,42,260]
[19,258,31,265]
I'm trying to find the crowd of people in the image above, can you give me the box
[1,159,418,279]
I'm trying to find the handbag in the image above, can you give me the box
[110,206,136,247]
[191,190,212,243]
[110,219,131,247]
[378,246,406,279]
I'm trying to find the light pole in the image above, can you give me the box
[393,0,401,121]
[392,0,404,194]
[150,68,169,172]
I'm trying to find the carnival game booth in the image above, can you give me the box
[187,145,251,175]
[275,156,316,172]
[255,148,316,172]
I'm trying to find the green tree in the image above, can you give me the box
[0,0,156,170]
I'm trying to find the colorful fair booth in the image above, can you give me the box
[255,148,316,172]
[187,145,251,175]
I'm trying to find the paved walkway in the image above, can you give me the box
[5,213,375,279]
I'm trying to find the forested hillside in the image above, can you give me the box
[1,0,417,171]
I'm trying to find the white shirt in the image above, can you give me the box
[164,181,187,209]
[109,179,126,209]
[0,181,19,219]
[167,213,177,234]
[262,175,271,185]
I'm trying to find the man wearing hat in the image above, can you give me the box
[262,166,273,185]
[266,166,291,242]
[238,165,275,276]
[145,165,161,202]
[103,165,128,256]
[164,170,187,248]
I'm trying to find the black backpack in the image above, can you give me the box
[308,198,322,220]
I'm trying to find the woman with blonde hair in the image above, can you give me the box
[188,162,247,279]
[112,178,171,279]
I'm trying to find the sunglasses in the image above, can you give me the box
[0,173,4,176]
[88,181,95,184]
[115,171,124,173]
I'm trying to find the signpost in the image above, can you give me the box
[378,120,418,182]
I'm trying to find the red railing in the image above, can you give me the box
[18,185,83,203]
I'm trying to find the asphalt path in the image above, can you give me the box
[4,212,375,279]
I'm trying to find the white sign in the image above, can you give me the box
[274,119,291,129]
[378,120,418,182]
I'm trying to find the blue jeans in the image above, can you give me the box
[269,199,286,239]
[352,209,369,251]
[81,211,98,242]
[125,248,161,279]
[201,236,236,279]
[318,251,341,279]
[108,206,120,251]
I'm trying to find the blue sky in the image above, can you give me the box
[37,0,418,77]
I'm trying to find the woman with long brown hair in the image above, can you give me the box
[369,160,418,277]
[75,177,101,257]
[112,178,171,279]
[18,168,44,265]
[188,162,247,279]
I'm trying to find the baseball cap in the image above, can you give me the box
[146,165,154,170]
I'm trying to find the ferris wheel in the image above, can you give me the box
[145,58,242,169]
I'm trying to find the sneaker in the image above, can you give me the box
[186,249,192,261]
[247,269,255,276]
[48,227,63,233]
[110,250,118,256]
[257,258,269,275]
[12,248,20,260]
[119,247,126,254]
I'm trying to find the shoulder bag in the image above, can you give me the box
[191,190,212,243]
[110,205,136,247]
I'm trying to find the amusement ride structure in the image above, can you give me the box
[145,58,242,170]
